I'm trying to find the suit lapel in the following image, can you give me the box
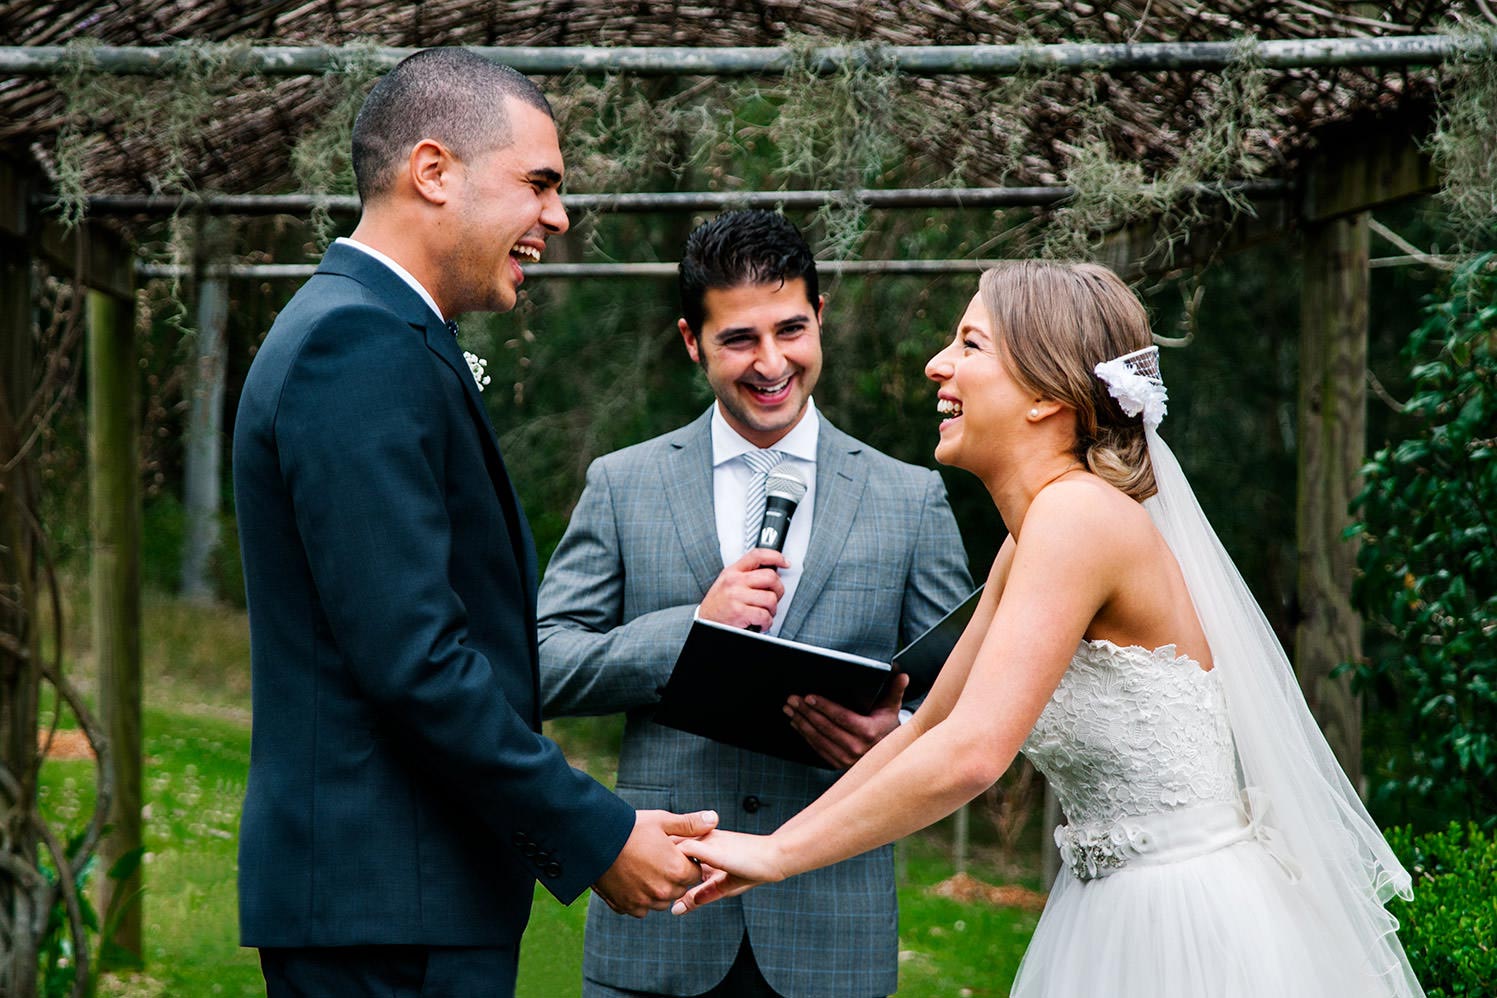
[662,411,725,596]
[423,322,540,606]
[780,421,867,641]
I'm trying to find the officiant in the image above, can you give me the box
[537,209,971,998]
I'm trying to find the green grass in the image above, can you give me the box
[894,839,1041,997]
[36,588,1040,996]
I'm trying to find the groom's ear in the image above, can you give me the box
[408,139,457,206]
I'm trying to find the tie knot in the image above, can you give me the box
[445,319,460,338]
[742,449,785,476]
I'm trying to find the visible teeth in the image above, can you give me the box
[938,398,963,417]
[511,244,541,263]
[750,377,791,395]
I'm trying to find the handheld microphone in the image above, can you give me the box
[747,468,808,632]
[756,468,809,554]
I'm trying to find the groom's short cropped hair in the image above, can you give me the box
[351,47,554,205]
[678,209,820,335]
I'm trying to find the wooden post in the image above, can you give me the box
[180,272,228,602]
[1295,212,1369,788]
[952,803,969,875]
[0,183,42,998]
[88,286,144,967]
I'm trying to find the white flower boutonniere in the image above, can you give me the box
[462,350,492,392]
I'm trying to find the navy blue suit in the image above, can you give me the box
[233,242,634,964]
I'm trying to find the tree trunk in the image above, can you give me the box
[0,219,41,998]
[87,288,144,968]
[180,275,228,602]
[1295,212,1368,789]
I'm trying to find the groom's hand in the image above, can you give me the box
[784,671,909,769]
[591,809,718,918]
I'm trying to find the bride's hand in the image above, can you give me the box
[669,829,789,915]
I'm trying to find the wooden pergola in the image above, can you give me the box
[1,1,1484,985]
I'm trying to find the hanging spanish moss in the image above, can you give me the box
[1042,38,1275,264]
[1430,26,1497,247]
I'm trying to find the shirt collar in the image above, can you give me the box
[710,398,820,468]
[336,236,445,324]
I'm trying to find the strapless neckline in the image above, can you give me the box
[1078,636,1212,676]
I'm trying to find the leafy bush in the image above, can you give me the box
[1386,822,1497,997]
[1349,253,1497,829]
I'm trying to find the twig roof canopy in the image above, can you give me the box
[0,1,1475,197]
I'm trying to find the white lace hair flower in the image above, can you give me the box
[1094,345,1168,429]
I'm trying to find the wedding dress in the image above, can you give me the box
[1012,638,1370,996]
[1002,345,1425,997]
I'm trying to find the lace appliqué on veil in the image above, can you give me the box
[1094,345,1168,430]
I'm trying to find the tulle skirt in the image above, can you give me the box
[1011,805,1408,998]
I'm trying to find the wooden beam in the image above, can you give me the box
[1097,192,1294,279]
[1301,121,1439,224]
[0,155,38,241]
[74,181,1287,218]
[38,220,134,301]
[1296,211,1368,787]
[87,286,144,968]
[0,35,1482,78]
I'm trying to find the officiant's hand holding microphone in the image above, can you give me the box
[697,467,908,768]
[696,467,808,631]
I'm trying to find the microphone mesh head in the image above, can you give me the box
[765,467,808,503]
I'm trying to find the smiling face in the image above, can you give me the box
[444,97,568,315]
[925,291,1037,475]
[679,278,825,448]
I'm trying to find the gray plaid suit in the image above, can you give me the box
[538,408,971,998]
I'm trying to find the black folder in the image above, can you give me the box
[654,586,984,768]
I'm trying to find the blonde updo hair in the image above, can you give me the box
[978,260,1158,502]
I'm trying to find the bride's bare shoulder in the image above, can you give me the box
[1025,477,1155,554]
[1032,474,1146,520]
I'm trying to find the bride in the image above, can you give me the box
[671,261,1425,997]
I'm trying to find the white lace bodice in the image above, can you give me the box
[1022,639,1240,827]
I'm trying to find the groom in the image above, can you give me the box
[233,49,712,996]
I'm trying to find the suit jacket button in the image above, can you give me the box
[512,831,528,847]
[544,861,563,879]
[741,795,761,814]
[524,843,540,857]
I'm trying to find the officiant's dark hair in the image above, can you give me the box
[351,48,554,204]
[678,210,820,335]
[979,261,1159,502]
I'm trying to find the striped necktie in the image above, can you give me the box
[743,449,787,553]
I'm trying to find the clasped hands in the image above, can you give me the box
[590,810,788,919]
[700,548,909,769]
[592,808,719,918]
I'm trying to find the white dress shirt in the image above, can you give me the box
[710,399,819,636]
[335,237,445,323]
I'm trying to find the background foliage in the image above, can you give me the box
[1350,253,1497,832]
[1386,822,1497,997]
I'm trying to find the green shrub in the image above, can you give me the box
[1386,822,1497,997]
[1350,253,1497,829]
[141,491,186,592]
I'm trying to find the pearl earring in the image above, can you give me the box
[1028,407,1040,419]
